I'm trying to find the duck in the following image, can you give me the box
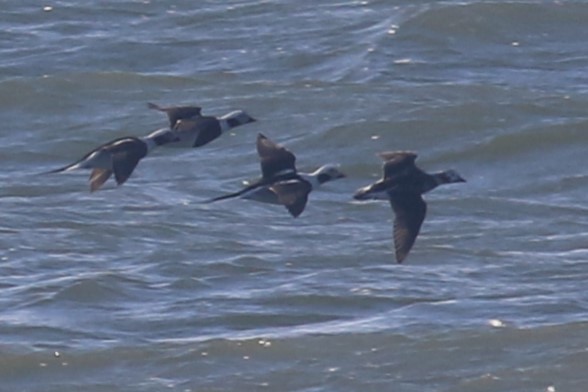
[45,128,179,192]
[168,109,256,148]
[353,151,465,263]
[147,102,202,128]
[205,133,346,217]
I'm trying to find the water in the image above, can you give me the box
[2,1,588,391]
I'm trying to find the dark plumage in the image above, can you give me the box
[167,110,256,148]
[354,151,465,263]
[205,133,345,217]
[148,102,202,128]
[45,129,178,192]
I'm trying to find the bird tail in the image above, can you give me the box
[39,161,82,175]
[147,102,165,112]
[202,188,250,204]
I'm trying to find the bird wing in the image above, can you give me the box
[389,192,427,263]
[378,151,418,180]
[270,179,312,218]
[148,102,202,128]
[89,168,112,192]
[256,133,297,180]
[110,139,147,186]
[174,117,222,147]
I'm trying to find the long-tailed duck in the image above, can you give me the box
[206,133,345,217]
[353,151,465,263]
[147,102,202,128]
[169,110,256,148]
[46,128,179,192]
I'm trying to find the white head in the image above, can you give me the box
[220,110,256,129]
[309,164,346,186]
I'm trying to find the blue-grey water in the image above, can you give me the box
[2,1,588,391]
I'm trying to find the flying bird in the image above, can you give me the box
[168,110,256,148]
[353,151,465,263]
[206,133,346,217]
[45,128,179,192]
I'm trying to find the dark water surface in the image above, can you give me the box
[2,1,588,391]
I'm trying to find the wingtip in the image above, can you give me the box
[377,151,418,161]
[287,209,303,218]
[376,151,393,162]
[394,243,410,264]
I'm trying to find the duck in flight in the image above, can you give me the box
[45,128,179,192]
[168,109,256,148]
[205,133,346,217]
[148,102,255,147]
[353,151,465,263]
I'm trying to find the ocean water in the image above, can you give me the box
[2,1,588,391]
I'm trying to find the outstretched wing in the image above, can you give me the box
[110,139,147,186]
[89,168,112,192]
[378,151,418,180]
[270,179,312,218]
[256,133,297,180]
[174,116,222,148]
[148,102,202,128]
[389,192,427,263]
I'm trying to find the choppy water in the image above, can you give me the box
[2,1,588,391]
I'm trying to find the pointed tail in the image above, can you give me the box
[39,162,80,175]
[147,102,165,112]
[202,188,250,204]
[202,180,266,204]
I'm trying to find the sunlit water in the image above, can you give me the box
[2,1,588,391]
